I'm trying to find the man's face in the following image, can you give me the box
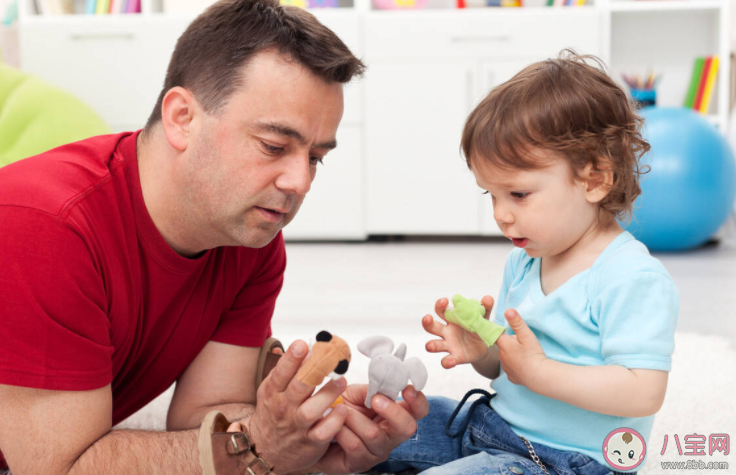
[183,50,344,249]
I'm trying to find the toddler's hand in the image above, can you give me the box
[422,296,494,369]
[496,309,548,387]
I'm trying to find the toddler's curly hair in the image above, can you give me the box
[460,49,650,223]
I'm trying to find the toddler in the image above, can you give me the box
[375,50,679,475]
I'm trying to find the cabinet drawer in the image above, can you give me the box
[365,9,600,60]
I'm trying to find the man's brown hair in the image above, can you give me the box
[144,0,365,130]
[461,49,650,222]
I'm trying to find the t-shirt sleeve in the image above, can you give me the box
[0,207,113,390]
[593,271,679,371]
[211,233,286,348]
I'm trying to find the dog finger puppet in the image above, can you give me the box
[358,336,428,409]
[444,294,506,346]
[296,330,351,387]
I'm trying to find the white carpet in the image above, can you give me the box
[116,329,736,474]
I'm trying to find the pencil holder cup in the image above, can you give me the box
[630,89,656,109]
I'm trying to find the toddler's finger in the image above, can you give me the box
[441,355,457,369]
[422,314,445,337]
[495,333,517,350]
[435,298,449,322]
[425,339,447,353]
[481,295,495,320]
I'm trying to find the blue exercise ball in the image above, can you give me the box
[623,107,736,251]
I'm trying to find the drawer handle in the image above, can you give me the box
[451,35,511,43]
[70,33,136,41]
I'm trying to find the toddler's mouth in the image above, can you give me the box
[511,237,529,248]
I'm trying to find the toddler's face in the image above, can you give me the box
[472,154,600,259]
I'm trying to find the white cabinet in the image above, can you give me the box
[282,126,366,239]
[364,9,601,236]
[365,60,480,234]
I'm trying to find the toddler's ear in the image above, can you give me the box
[579,161,614,204]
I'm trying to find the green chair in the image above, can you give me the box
[0,63,110,167]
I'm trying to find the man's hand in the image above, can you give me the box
[243,340,349,475]
[423,296,495,368]
[496,308,548,387]
[309,384,429,475]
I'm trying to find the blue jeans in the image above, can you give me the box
[375,389,632,475]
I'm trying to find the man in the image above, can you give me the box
[0,0,428,474]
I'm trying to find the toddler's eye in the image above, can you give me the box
[628,450,635,459]
[511,192,529,199]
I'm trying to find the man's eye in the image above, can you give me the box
[511,192,529,199]
[310,156,324,165]
[262,142,283,154]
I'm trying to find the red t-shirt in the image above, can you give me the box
[0,132,285,469]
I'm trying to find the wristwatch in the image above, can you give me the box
[199,411,276,475]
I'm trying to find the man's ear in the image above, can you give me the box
[578,161,614,204]
[161,86,197,152]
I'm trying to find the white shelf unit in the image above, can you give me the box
[15,0,731,240]
[601,0,730,131]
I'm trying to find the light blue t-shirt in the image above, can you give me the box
[490,231,679,470]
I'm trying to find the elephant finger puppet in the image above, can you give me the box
[296,330,351,386]
[358,336,428,409]
[444,294,506,346]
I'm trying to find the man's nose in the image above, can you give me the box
[276,155,312,196]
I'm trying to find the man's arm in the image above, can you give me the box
[167,341,261,430]
[0,341,351,475]
[0,384,202,475]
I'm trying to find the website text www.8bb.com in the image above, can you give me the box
[661,460,729,470]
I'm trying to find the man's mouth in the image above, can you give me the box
[256,206,286,223]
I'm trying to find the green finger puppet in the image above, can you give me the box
[444,294,506,346]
